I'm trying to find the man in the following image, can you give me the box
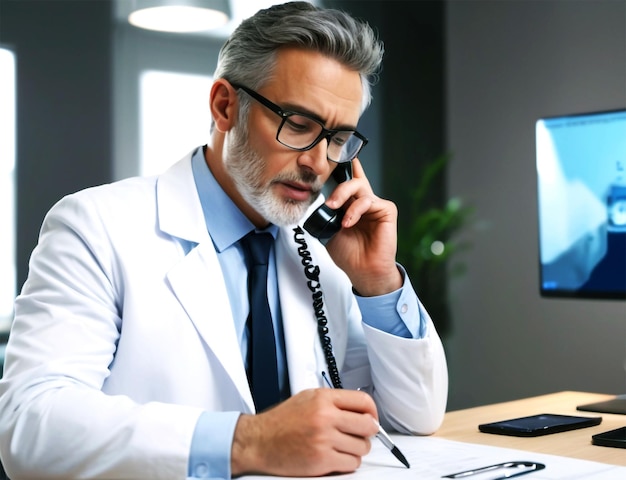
[0,2,447,479]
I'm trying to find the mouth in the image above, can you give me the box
[275,180,317,202]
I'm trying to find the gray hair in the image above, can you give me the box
[213,1,384,116]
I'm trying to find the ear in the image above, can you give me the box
[210,79,238,133]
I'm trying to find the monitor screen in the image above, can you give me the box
[536,108,626,299]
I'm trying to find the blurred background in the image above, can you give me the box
[0,0,624,411]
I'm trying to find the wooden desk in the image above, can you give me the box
[435,391,625,466]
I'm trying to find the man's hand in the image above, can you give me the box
[231,388,379,477]
[324,158,403,296]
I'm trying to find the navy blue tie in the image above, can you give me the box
[241,232,280,412]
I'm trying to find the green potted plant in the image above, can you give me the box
[396,154,474,336]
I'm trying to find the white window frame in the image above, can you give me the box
[0,46,16,334]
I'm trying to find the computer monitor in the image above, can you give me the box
[535,108,626,414]
[536,108,626,299]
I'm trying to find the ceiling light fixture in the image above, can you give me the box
[128,0,230,33]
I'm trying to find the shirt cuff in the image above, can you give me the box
[188,411,240,479]
[356,264,427,339]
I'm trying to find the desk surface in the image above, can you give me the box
[435,391,625,466]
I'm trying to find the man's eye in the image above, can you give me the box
[284,115,316,133]
[331,133,351,147]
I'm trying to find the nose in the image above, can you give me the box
[297,138,330,176]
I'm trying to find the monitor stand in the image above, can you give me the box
[576,394,626,415]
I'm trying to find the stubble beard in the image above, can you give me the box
[224,123,323,227]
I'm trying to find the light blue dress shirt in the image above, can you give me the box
[186,147,426,478]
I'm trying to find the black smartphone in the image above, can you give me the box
[592,426,626,449]
[478,413,602,437]
[303,161,353,240]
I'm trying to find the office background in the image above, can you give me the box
[0,0,624,412]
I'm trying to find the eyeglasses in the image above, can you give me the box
[231,83,368,164]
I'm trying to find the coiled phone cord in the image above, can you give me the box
[293,226,343,389]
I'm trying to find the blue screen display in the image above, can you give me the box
[536,109,626,299]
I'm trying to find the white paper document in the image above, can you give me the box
[241,435,626,480]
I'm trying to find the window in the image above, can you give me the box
[139,70,212,176]
[0,47,16,332]
[111,23,220,180]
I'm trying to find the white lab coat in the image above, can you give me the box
[0,152,448,479]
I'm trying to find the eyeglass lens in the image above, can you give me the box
[279,114,363,163]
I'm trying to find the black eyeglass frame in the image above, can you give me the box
[231,83,368,163]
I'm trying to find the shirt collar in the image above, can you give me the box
[191,146,278,251]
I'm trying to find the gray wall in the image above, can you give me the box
[445,0,626,410]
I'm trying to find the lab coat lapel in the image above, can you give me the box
[167,243,254,412]
[157,153,254,411]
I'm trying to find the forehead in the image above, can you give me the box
[261,47,364,126]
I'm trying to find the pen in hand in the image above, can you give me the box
[321,372,410,469]
[372,419,410,468]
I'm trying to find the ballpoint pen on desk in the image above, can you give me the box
[321,371,410,469]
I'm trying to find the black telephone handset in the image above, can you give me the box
[303,162,353,241]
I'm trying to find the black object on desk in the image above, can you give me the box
[577,394,626,415]
[592,426,626,449]
[478,413,602,437]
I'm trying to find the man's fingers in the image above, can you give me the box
[329,388,378,417]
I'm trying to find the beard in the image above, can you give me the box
[224,122,323,226]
